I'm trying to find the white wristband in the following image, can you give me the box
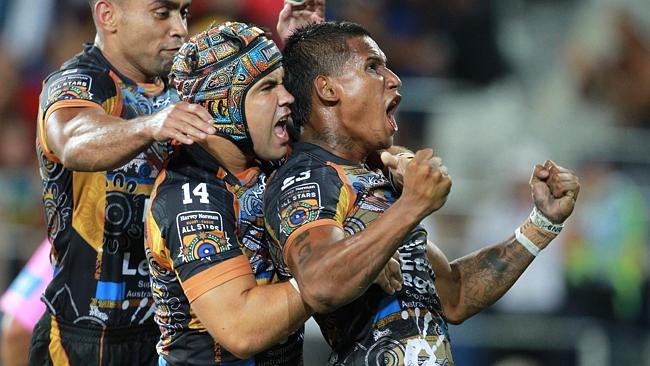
[514,227,541,257]
[289,278,300,294]
[529,207,564,235]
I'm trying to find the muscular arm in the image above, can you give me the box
[46,107,155,171]
[427,238,534,324]
[430,160,580,324]
[282,149,451,313]
[286,200,424,314]
[191,270,311,359]
[45,102,214,171]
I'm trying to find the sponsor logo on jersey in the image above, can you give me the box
[279,183,321,235]
[176,210,233,262]
[47,74,94,104]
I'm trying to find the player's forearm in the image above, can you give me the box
[57,113,154,171]
[295,200,421,313]
[445,236,534,323]
[215,282,311,359]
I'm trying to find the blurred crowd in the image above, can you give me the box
[0,0,649,364]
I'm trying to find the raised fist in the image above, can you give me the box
[530,160,580,224]
[398,149,452,218]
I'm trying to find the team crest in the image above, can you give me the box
[176,210,233,262]
[47,74,94,104]
[279,183,321,235]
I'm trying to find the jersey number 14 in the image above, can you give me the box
[182,182,209,204]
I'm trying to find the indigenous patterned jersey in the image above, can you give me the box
[145,145,303,366]
[36,44,177,328]
[265,143,455,366]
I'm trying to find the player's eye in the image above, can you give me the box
[153,8,170,19]
[181,7,190,19]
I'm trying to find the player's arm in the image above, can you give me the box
[44,102,215,171]
[426,237,534,324]
[428,161,580,324]
[1,314,31,366]
[284,149,451,313]
[163,179,311,360]
[191,268,311,359]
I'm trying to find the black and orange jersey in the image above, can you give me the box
[36,44,178,328]
[264,143,455,365]
[145,145,303,366]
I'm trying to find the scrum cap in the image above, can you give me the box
[171,22,282,152]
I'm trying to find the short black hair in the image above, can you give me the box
[283,21,370,129]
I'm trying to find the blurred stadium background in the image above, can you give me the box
[0,0,649,364]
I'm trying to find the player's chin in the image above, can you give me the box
[158,58,175,75]
[256,144,288,162]
[375,135,393,151]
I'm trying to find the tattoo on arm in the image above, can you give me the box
[459,241,531,314]
[292,231,313,265]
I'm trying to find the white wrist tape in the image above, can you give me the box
[529,207,564,235]
[289,278,300,294]
[514,226,541,257]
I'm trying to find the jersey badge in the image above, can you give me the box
[176,210,233,263]
[278,183,321,235]
[47,74,94,105]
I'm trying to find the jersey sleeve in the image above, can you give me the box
[150,179,252,303]
[264,163,354,267]
[37,64,118,155]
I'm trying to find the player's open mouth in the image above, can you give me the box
[161,48,180,55]
[386,95,401,132]
[273,116,289,143]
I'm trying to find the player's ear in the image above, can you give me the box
[314,75,339,103]
[95,0,119,33]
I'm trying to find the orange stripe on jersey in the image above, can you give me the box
[101,96,120,116]
[145,171,174,269]
[39,100,103,157]
[72,171,107,251]
[325,163,357,222]
[233,167,260,186]
[282,219,343,267]
[37,108,60,163]
[137,78,165,98]
[182,255,253,303]
[48,316,71,366]
[107,71,124,116]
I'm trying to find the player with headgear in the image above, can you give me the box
[144,21,310,365]
[145,16,404,364]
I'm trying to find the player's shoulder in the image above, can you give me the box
[44,46,112,88]
[151,173,234,236]
[271,144,340,184]
[41,46,117,111]
[265,145,347,213]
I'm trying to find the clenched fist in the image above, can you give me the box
[530,160,580,224]
[396,149,452,218]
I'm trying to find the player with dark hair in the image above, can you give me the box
[265,21,580,365]
[30,0,334,364]
[30,0,218,364]
[144,17,401,364]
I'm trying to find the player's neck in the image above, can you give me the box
[301,124,366,164]
[198,135,252,174]
[95,37,152,84]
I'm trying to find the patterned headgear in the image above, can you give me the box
[170,22,283,152]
